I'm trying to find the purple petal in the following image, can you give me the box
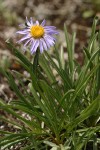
[43,38,50,48]
[44,35,55,48]
[39,39,44,53]
[41,38,48,50]
[17,34,31,43]
[41,19,46,26]
[26,17,31,26]
[30,17,33,25]
[31,40,39,54]
[30,40,36,52]
[45,29,59,35]
[44,38,53,48]
[19,23,26,28]
[44,26,56,30]
[16,29,30,34]
[36,21,39,25]
[45,34,56,42]
[24,38,32,47]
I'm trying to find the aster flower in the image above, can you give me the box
[16,17,58,54]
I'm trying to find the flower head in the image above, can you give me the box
[16,17,58,54]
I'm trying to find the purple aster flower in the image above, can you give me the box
[16,17,58,54]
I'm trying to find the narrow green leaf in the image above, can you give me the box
[67,96,100,132]
[6,42,32,69]
[64,24,75,77]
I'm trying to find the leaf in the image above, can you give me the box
[39,54,56,83]
[64,25,76,79]
[67,96,100,132]
[6,42,32,71]
[5,71,32,109]
[0,134,27,150]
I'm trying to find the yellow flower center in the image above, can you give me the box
[30,25,44,38]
